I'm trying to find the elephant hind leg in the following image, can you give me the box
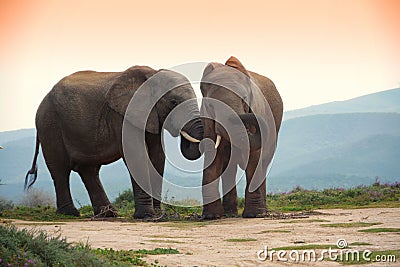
[77,165,117,217]
[41,144,79,217]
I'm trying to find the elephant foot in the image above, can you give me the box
[153,199,162,213]
[133,206,155,219]
[93,205,118,218]
[224,208,238,217]
[202,201,223,220]
[242,206,266,218]
[56,204,80,217]
[223,202,238,217]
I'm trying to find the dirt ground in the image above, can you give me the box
[9,208,400,266]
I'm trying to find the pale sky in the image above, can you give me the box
[0,0,399,132]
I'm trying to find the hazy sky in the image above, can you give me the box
[0,0,399,132]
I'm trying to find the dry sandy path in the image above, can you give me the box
[9,208,400,266]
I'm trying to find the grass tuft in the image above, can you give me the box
[358,228,400,233]
[273,244,336,250]
[225,238,257,242]
[349,242,372,246]
[321,222,382,228]
[280,219,329,223]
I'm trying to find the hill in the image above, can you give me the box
[284,87,400,120]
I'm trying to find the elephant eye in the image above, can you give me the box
[171,99,178,107]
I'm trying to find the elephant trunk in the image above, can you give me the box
[180,118,203,160]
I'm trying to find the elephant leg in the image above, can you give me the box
[221,150,238,216]
[146,133,165,211]
[130,177,155,218]
[77,165,117,217]
[47,163,79,216]
[243,152,267,218]
[40,130,79,216]
[202,142,226,219]
[122,124,155,219]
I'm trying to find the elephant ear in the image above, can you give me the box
[106,66,160,134]
[225,56,250,77]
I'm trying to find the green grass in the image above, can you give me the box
[258,229,291,234]
[349,242,372,246]
[0,224,179,266]
[225,238,257,242]
[358,228,400,233]
[133,248,180,255]
[335,249,399,265]
[0,206,81,221]
[160,221,207,229]
[321,222,382,228]
[273,244,336,250]
[147,235,191,239]
[148,239,184,244]
[266,181,400,212]
[279,219,329,223]
[1,182,399,222]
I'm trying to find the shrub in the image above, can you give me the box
[0,224,108,266]
[113,189,134,206]
[20,189,55,208]
[0,198,13,213]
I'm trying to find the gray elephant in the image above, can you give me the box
[25,65,203,218]
[200,57,283,218]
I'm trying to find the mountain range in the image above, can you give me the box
[1,88,399,204]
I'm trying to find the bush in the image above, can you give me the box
[20,188,55,208]
[113,189,134,206]
[0,198,13,213]
[0,224,108,266]
[0,224,177,266]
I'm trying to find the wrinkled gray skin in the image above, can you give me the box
[26,66,203,218]
[201,57,283,219]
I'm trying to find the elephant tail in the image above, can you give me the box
[24,134,40,190]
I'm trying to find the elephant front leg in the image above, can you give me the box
[202,145,225,219]
[131,178,155,218]
[243,156,267,218]
[146,133,165,212]
[221,160,238,217]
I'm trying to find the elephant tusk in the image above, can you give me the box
[181,131,200,143]
[215,135,221,149]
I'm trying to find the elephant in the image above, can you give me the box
[25,65,203,218]
[200,56,283,219]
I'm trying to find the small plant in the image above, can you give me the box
[0,198,13,213]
